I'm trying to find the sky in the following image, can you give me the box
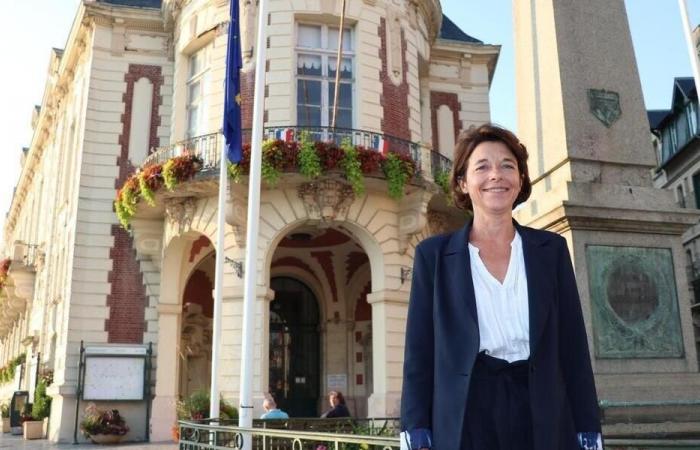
[0,0,699,238]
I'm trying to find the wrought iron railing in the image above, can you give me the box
[430,151,452,180]
[144,127,424,174]
[179,419,400,450]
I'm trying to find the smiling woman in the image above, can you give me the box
[400,124,603,450]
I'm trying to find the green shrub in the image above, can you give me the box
[176,390,238,420]
[31,380,51,420]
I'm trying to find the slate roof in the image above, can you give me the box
[439,15,482,44]
[648,109,670,131]
[96,0,162,8]
[676,77,696,101]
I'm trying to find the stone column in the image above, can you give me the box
[219,286,274,419]
[150,303,181,442]
[366,289,408,417]
[513,0,700,436]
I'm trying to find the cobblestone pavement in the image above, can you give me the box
[0,433,177,449]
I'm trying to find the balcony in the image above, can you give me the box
[117,127,453,229]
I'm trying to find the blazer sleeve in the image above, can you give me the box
[400,243,435,446]
[556,238,602,433]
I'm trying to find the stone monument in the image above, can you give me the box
[513,0,700,437]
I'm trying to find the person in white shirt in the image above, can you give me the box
[400,124,602,450]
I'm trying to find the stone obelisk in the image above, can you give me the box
[514,0,700,437]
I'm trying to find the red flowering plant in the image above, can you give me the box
[0,259,10,289]
[162,153,201,191]
[80,403,129,437]
[356,146,383,174]
[316,142,345,171]
[137,163,164,207]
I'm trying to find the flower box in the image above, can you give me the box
[89,433,125,445]
[23,420,44,439]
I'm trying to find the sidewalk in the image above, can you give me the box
[0,433,177,449]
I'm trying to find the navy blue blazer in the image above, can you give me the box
[400,222,601,450]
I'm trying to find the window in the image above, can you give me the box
[296,24,354,128]
[186,46,211,138]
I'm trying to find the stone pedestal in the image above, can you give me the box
[514,0,700,436]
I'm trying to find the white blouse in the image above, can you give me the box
[468,231,530,363]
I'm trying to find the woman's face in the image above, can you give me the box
[459,141,522,217]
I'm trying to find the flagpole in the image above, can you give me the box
[679,0,700,98]
[239,0,268,446]
[209,118,228,421]
[331,0,347,129]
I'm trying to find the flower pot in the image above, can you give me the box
[23,420,45,440]
[2,417,9,433]
[89,433,125,445]
[171,425,179,442]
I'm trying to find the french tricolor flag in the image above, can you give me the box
[373,135,389,155]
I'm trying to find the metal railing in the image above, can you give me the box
[430,151,452,180]
[144,127,424,174]
[179,420,400,450]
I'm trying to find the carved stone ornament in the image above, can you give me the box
[587,89,621,128]
[298,179,355,224]
[165,197,197,236]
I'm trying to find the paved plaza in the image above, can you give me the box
[0,433,176,449]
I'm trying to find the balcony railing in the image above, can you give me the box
[144,127,423,173]
[431,151,452,180]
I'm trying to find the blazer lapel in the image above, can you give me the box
[444,223,479,330]
[516,223,554,358]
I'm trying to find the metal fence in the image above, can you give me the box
[178,419,400,450]
[430,151,452,180]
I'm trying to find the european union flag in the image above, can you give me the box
[223,0,242,163]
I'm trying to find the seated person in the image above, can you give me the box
[260,398,289,419]
[320,391,350,418]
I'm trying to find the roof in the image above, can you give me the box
[648,110,670,131]
[95,0,162,8]
[675,77,696,101]
[439,15,482,44]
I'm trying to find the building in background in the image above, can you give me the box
[0,0,497,442]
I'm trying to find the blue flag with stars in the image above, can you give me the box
[223,0,242,163]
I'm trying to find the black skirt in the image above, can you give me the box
[461,352,534,450]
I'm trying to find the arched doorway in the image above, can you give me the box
[269,276,320,417]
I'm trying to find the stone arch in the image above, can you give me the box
[269,266,328,324]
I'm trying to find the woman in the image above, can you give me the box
[321,391,351,418]
[400,124,602,450]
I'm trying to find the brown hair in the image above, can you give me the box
[450,123,532,211]
[329,391,346,405]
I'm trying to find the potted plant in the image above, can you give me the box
[79,403,129,444]
[1,403,9,433]
[173,390,238,441]
[23,379,51,439]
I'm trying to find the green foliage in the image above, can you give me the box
[261,141,282,187]
[0,354,25,384]
[227,162,242,183]
[176,390,238,421]
[433,169,450,196]
[31,380,51,420]
[297,131,322,179]
[340,138,365,196]
[162,159,178,191]
[382,152,408,200]
[1,403,9,418]
[138,172,156,207]
[114,199,133,230]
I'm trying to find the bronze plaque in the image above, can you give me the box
[586,245,684,358]
[588,88,621,128]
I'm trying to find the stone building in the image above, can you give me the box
[0,0,497,442]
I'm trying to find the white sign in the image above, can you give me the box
[83,356,145,400]
[326,373,347,393]
[84,346,148,356]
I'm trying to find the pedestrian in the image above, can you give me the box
[260,397,289,419]
[400,124,602,450]
[320,391,350,418]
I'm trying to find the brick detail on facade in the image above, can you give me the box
[241,69,255,129]
[107,64,163,343]
[430,91,462,154]
[354,281,372,321]
[106,226,148,343]
[345,251,368,285]
[189,236,212,262]
[378,18,410,141]
[183,269,214,318]
[271,256,321,285]
[118,64,164,181]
